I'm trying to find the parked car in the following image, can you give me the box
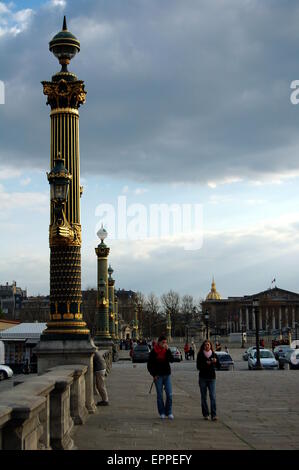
[248,349,278,370]
[131,345,150,363]
[215,352,234,370]
[278,349,299,370]
[0,364,13,381]
[169,347,183,362]
[273,345,293,361]
[243,346,265,361]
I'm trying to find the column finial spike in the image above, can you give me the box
[63,16,67,31]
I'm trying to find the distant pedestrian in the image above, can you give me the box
[196,340,220,421]
[93,348,109,406]
[189,345,194,360]
[224,345,229,354]
[147,334,174,420]
[184,342,190,360]
[191,341,197,357]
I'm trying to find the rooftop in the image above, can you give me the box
[0,322,47,340]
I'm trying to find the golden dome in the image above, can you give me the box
[206,277,221,300]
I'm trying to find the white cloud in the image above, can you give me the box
[0,3,34,37]
[20,177,31,186]
[134,188,148,195]
[49,0,67,7]
[0,183,48,211]
[207,177,243,189]
[0,167,21,180]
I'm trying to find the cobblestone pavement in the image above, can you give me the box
[73,349,299,450]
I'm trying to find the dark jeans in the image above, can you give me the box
[199,376,216,418]
[155,375,172,416]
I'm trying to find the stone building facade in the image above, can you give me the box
[202,283,299,334]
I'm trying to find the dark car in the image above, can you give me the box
[215,352,234,371]
[131,345,150,363]
[169,347,183,362]
[278,349,299,370]
[273,345,294,362]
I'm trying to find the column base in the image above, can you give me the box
[93,338,114,349]
[34,338,97,414]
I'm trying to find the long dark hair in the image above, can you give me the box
[199,339,214,354]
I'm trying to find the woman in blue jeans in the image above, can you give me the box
[196,340,220,421]
[147,335,174,419]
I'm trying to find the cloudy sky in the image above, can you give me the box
[1,0,299,300]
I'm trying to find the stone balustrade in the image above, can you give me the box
[0,350,111,450]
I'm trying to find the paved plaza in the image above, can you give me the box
[73,348,299,450]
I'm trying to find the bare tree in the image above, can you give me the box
[180,295,195,335]
[143,293,161,337]
[161,290,181,336]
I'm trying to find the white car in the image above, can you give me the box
[248,349,278,370]
[0,365,14,381]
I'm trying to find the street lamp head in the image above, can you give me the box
[47,153,72,203]
[49,16,80,71]
[108,264,114,277]
[97,224,108,242]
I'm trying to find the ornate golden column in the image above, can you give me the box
[114,295,119,340]
[41,16,89,339]
[108,265,116,339]
[36,18,96,417]
[95,225,111,341]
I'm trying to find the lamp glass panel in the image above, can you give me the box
[50,184,55,201]
[55,182,67,201]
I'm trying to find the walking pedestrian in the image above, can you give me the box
[147,334,174,420]
[93,347,109,406]
[191,340,197,358]
[196,339,220,421]
[184,342,190,360]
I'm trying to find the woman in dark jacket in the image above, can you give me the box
[197,339,220,421]
[147,335,174,419]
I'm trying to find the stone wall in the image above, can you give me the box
[0,350,111,450]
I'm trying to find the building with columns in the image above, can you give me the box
[202,280,299,334]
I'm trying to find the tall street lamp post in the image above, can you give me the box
[241,323,246,348]
[95,225,112,346]
[166,311,172,343]
[35,18,96,419]
[108,264,116,340]
[204,310,210,340]
[253,299,262,369]
[132,304,139,340]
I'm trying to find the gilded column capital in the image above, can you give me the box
[42,79,87,110]
[95,243,110,258]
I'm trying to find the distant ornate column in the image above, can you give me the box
[108,265,115,339]
[292,307,295,329]
[265,307,269,331]
[166,312,172,342]
[132,304,139,340]
[259,308,262,330]
[279,307,282,330]
[114,295,119,340]
[285,307,289,328]
[95,225,111,342]
[272,309,276,330]
[252,307,256,330]
[246,307,249,330]
[239,308,243,332]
